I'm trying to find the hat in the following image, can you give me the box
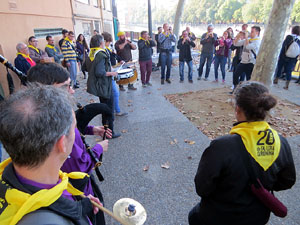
[117,31,125,37]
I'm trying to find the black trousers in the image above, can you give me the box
[233,63,254,86]
[99,92,114,132]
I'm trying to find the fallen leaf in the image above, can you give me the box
[147,92,152,94]
[128,100,133,103]
[121,129,128,133]
[157,88,162,90]
[187,156,192,160]
[184,139,195,145]
[129,110,134,112]
[143,165,149,171]
[127,104,133,107]
[161,162,170,169]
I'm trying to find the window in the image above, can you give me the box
[94,21,100,33]
[92,0,98,7]
[82,22,92,36]
[34,28,63,38]
[103,21,112,34]
[76,0,89,4]
[103,0,111,11]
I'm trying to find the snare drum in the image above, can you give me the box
[116,68,138,85]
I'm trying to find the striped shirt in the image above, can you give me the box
[61,39,77,62]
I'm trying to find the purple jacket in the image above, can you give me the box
[61,126,103,196]
[214,38,232,57]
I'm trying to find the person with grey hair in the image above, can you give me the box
[14,42,36,75]
[0,85,101,224]
[198,24,218,81]
[85,34,121,139]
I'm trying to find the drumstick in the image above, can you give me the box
[80,194,130,225]
[117,62,126,72]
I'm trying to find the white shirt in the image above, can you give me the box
[234,36,261,64]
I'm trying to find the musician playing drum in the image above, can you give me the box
[27,63,111,225]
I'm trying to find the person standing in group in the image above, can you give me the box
[177,30,196,83]
[189,81,296,225]
[169,26,176,53]
[186,26,196,41]
[45,35,64,64]
[226,27,234,71]
[231,26,261,93]
[214,30,232,83]
[155,26,163,67]
[102,31,128,117]
[76,34,89,79]
[115,31,137,91]
[28,36,48,63]
[138,31,156,87]
[158,23,176,84]
[14,42,36,75]
[59,29,68,49]
[198,24,218,81]
[273,25,300,89]
[61,31,78,89]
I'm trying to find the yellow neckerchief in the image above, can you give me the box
[105,46,112,52]
[139,37,150,45]
[64,37,75,46]
[249,37,260,42]
[46,44,57,52]
[162,32,170,37]
[28,45,40,54]
[230,121,281,171]
[17,53,34,64]
[89,47,106,62]
[0,158,87,225]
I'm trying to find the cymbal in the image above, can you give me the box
[113,198,147,225]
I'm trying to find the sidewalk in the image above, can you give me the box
[77,63,300,225]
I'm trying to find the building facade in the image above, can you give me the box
[0,0,113,96]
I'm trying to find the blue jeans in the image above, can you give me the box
[68,60,77,85]
[160,51,172,80]
[227,49,232,69]
[112,80,120,113]
[179,60,193,81]
[214,55,227,80]
[198,52,213,78]
[275,57,297,81]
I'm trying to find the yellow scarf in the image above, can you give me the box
[230,121,281,171]
[139,37,150,45]
[105,46,112,52]
[0,158,87,225]
[28,45,40,54]
[17,53,34,64]
[64,37,75,46]
[249,37,260,42]
[46,44,57,52]
[163,32,170,37]
[89,47,106,62]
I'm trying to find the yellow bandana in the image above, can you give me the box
[105,46,112,52]
[139,37,150,45]
[249,37,260,42]
[230,121,281,171]
[89,47,106,62]
[0,158,87,225]
[17,53,34,64]
[28,45,40,54]
[163,32,170,37]
[46,44,57,52]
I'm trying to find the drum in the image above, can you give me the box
[116,68,138,85]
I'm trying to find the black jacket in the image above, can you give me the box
[86,51,112,99]
[177,38,196,62]
[138,39,156,62]
[14,54,31,75]
[279,34,300,60]
[194,134,296,225]
[0,163,94,225]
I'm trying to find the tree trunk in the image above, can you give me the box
[173,0,186,50]
[148,0,153,39]
[251,0,295,86]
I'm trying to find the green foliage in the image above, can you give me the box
[291,0,300,23]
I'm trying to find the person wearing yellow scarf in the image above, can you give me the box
[0,85,99,225]
[189,82,296,225]
[45,35,64,64]
[89,47,106,62]
[28,36,48,63]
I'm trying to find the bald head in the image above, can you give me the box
[16,42,29,55]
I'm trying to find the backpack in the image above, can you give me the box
[285,36,300,58]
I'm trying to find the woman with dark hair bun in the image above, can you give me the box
[189,81,296,225]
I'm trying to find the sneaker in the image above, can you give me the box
[111,132,121,139]
[213,79,218,83]
[197,77,202,80]
[116,112,128,116]
[204,78,208,81]
[189,80,193,83]
[119,86,126,91]
[142,83,147,88]
[128,85,137,90]
[161,79,164,85]
[73,84,79,89]
[146,82,152,86]
[166,79,171,84]
[222,79,225,83]
[180,80,184,83]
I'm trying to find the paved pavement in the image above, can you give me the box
[1,61,299,225]
[76,62,300,225]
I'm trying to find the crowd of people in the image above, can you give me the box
[0,21,298,225]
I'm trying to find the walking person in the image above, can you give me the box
[189,81,296,225]
[76,34,89,79]
[214,30,232,83]
[273,25,300,89]
[177,30,196,83]
[138,31,156,87]
[158,23,176,84]
[231,26,261,93]
[61,31,78,89]
[198,24,218,81]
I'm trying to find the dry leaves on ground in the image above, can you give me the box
[184,139,195,145]
[170,139,178,145]
[143,165,149,171]
[121,129,128,133]
[161,162,170,169]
